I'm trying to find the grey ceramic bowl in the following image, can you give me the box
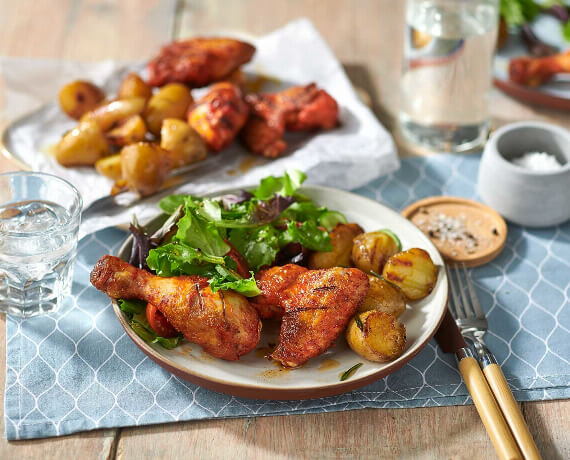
[478,121,570,227]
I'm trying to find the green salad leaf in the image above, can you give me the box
[209,266,260,296]
[147,242,225,277]
[228,225,282,271]
[281,221,333,252]
[500,0,541,27]
[563,20,570,42]
[252,170,307,200]
[174,204,230,257]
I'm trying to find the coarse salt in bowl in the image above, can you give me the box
[477,121,570,227]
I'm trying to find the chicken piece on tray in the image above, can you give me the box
[90,255,261,361]
[251,265,369,368]
[147,38,256,87]
[241,83,339,158]
[187,82,249,151]
[509,50,570,87]
[249,264,309,319]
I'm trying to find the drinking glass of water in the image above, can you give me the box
[400,0,499,152]
[0,172,82,317]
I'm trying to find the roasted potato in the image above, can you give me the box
[382,248,438,301]
[81,97,146,131]
[55,120,109,166]
[346,311,406,363]
[359,275,406,316]
[95,154,122,181]
[117,73,152,100]
[107,115,147,146]
[120,142,170,196]
[308,223,363,269]
[58,80,105,120]
[144,83,193,135]
[352,230,400,275]
[160,119,207,168]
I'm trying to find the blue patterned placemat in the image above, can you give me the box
[5,154,570,440]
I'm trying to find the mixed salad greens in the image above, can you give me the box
[500,0,570,55]
[120,170,347,347]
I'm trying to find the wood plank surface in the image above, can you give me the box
[0,1,569,459]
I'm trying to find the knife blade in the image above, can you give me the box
[435,309,522,460]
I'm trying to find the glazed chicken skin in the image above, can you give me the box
[241,83,339,158]
[251,265,369,368]
[509,50,570,87]
[250,264,309,319]
[90,255,261,361]
[147,38,256,87]
[188,82,249,151]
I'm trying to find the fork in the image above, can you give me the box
[448,263,541,460]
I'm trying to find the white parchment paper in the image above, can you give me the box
[0,18,399,238]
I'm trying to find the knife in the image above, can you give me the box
[435,310,522,460]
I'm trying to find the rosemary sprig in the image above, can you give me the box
[340,363,363,381]
[355,314,364,332]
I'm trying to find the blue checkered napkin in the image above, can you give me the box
[5,154,570,440]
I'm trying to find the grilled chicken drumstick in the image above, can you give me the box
[147,38,256,87]
[241,83,339,158]
[249,264,309,319]
[90,255,261,360]
[509,50,570,87]
[251,264,369,368]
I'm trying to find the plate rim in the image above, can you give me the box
[111,185,449,400]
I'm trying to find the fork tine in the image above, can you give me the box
[462,262,485,319]
[446,264,464,319]
[455,264,474,317]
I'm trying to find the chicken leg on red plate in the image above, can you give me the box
[90,255,261,361]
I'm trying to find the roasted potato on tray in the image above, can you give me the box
[144,83,193,135]
[117,73,152,101]
[58,80,105,120]
[107,115,147,146]
[95,154,122,182]
[120,142,170,196]
[160,119,207,168]
[55,120,109,166]
[81,97,146,132]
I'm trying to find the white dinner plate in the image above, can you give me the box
[112,185,448,400]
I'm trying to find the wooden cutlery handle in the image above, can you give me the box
[458,356,522,460]
[483,363,542,460]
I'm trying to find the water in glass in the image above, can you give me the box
[400,0,499,152]
[0,173,81,317]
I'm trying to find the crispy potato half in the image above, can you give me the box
[359,275,406,317]
[382,248,438,301]
[352,230,400,275]
[55,120,109,166]
[308,223,363,269]
[346,311,406,363]
[58,80,105,120]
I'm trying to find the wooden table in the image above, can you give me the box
[1,1,569,458]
